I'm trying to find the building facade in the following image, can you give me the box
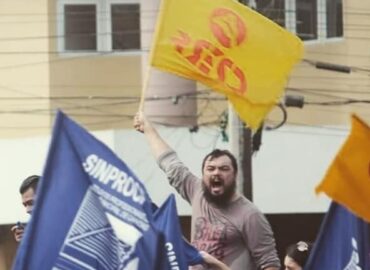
[0,0,369,268]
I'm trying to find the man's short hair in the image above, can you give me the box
[19,175,40,194]
[201,149,238,174]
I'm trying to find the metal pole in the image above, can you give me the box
[241,127,253,201]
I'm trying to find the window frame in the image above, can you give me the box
[63,3,98,51]
[107,0,141,52]
[57,0,141,55]
[256,0,286,28]
[284,0,343,44]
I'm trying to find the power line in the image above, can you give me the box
[0,51,114,70]
[300,51,370,58]
[0,84,369,106]
[304,99,370,106]
[303,59,370,75]
[0,96,140,100]
[0,80,368,94]
[287,88,370,98]
[293,107,370,117]
[0,27,362,44]
[2,7,370,16]
[0,117,131,130]
[0,29,154,42]
[290,75,370,82]
[266,127,348,138]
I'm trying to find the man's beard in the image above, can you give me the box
[202,180,236,207]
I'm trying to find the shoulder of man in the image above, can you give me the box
[228,196,267,220]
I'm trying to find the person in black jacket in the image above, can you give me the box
[10,175,40,242]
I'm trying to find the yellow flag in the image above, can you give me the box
[150,0,303,129]
[316,115,370,222]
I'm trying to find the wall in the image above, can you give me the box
[0,0,51,138]
[0,225,17,270]
[253,124,348,213]
[0,130,115,225]
[0,123,346,225]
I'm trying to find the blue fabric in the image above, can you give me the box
[152,195,204,269]
[304,201,370,270]
[13,111,165,270]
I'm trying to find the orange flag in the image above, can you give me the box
[316,115,370,222]
[150,0,303,129]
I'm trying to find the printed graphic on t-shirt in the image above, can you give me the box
[192,217,227,260]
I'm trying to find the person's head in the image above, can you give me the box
[19,175,40,214]
[201,149,238,206]
[284,241,313,270]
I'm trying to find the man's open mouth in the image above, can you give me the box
[210,178,224,193]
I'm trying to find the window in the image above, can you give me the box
[111,4,140,50]
[256,0,285,27]
[296,0,317,40]
[64,5,96,50]
[326,0,343,38]
[258,0,343,42]
[58,0,140,53]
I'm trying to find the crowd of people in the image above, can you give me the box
[11,113,314,270]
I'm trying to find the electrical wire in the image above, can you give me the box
[265,127,348,138]
[293,107,370,117]
[302,59,370,75]
[304,100,370,106]
[0,85,369,112]
[287,88,370,99]
[2,7,370,17]
[265,103,287,131]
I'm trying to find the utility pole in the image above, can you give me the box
[228,107,253,201]
[228,0,255,201]
[241,126,253,201]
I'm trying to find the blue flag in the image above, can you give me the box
[304,202,370,270]
[13,111,166,270]
[152,195,204,269]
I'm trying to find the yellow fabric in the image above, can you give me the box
[316,115,370,222]
[150,0,303,129]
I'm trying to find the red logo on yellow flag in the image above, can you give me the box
[172,8,248,95]
[316,115,370,222]
[150,0,303,129]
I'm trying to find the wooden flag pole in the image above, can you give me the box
[138,0,166,113]
[139,66,152,113]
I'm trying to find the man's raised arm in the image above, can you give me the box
[133,112,172,160]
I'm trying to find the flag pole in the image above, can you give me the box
[139,66,152,112]
[138,0,166,113]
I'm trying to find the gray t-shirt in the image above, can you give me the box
[158,150,281,270]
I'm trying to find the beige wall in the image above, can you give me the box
[0,0,51,138]
[0,226,17,270]
[272,0,370,127]
[192,0,370,128]
[0,0,368,138]
[0,0,143,138]
[48,54,142,130]
[199,0,370,127]
[47,0,142,131]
